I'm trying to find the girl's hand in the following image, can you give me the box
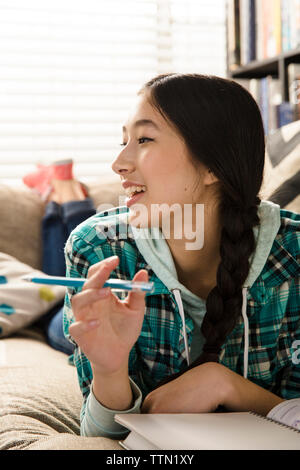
[69,256,148,376]
[141,362,285,416]
[141,362,228,414]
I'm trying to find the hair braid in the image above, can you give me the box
[198,195,261,364]
[155,196,261,388]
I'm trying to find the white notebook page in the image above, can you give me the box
[115,412,300,450]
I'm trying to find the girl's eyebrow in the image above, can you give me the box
[122,119,160,132]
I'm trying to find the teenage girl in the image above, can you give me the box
[63,74,300,438]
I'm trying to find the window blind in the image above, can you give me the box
[0,0,226,186]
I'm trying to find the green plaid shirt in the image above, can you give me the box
[63,205,300,421]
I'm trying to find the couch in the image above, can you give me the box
[0,122,299,450]
[0,176,125,450]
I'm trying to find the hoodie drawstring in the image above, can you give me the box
[172,288,191,366]
[172,287,249,379]
[241,287,249,379]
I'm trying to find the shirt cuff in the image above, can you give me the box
[267,398,300,430]
[81,377,143,437]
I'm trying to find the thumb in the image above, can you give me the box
[127,269,149,312]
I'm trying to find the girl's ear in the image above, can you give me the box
[203,168,219,186]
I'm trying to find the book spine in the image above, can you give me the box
[227,0,241,70]
[260,77,269,134]
[290,0,300,49]
[290,0,296,49]
[260,0,281,58]
[296,0,300,47]
[240,0,249,65]
[267,0,276,57]
[261,0,270,59]
[281,0,291,52]
[249,78,260,104]
[274,0,282,54]
[255,0,263,61]
[249,0,256,61]
[234,0,241,66]
[268,77,281,133]
[277,101,294,127]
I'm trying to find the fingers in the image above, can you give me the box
[84,255,119,289]
[126,269,149,312]
[71,286,111,321]
[71,255,119,321]
[71,253,148,325]
[69,318,100,339]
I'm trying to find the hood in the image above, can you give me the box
[131,200,281,378]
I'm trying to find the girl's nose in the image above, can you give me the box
[111,148,135,176]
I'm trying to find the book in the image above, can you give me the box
[248,0,256,62]
[281,0,292,52]
[257,0,281,59]
[274,0,282,55]
[265,76,282,134]
[288,63,300,120]
[261,0,274,59]
[227,0,241,70]
[239,0,249,65]
[260,76,269,134]
[228,0,300,65]
[248,76,288,133]
[239,0,256,65]
[290,0,300,49]
[255,0,264,61]
[114,412,300,450]
[276,101,295,127]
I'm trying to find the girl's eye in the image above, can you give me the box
[138,137,153,144]
[120,137,153,147]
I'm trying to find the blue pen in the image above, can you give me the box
[21,275,154,293]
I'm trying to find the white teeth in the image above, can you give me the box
[125,185,147,198]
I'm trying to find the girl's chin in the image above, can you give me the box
[127,201,156,229]
[128,210,149,229]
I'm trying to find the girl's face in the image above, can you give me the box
[112,92,211,229]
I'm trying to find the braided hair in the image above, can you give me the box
[139,74,265,383]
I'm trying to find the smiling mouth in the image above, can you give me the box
[124,185,147,198]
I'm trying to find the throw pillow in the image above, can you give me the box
[0,184,43,270]
[0,252,66,337]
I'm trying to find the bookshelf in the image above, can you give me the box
[229,48,300,100]
[226,0,300,134]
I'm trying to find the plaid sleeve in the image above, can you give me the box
[277,276,300,400]
[63,233,96,423]
[62,216,140,426]
[276,211,300,399]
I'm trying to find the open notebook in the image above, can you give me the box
[114,412,300,450]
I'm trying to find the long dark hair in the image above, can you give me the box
[139,73,265,383]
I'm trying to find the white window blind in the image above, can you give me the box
[0,0,226,186]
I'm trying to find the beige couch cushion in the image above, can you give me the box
[0,329,122,450]
[0,176,123,270]
[0,185,43,270]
